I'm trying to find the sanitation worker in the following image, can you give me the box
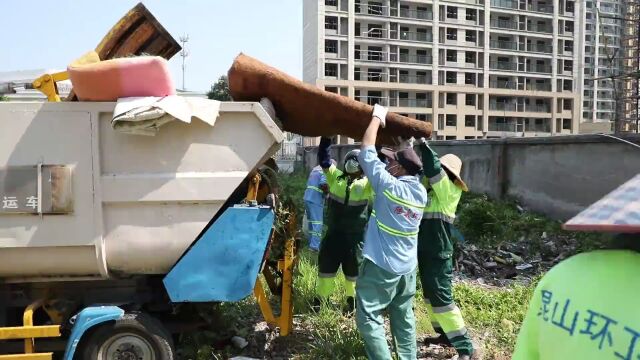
[417,138,476,359]
[304,164,328,251]
[513,174,640,360]
[314,138,372,313]
[355,104,428,360]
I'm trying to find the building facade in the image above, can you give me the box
[303,0,582,141]
[579,0,626,127]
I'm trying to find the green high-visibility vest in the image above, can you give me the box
[418,144,464,260]
[421,170,462,223]
[513,250,640,360]
[324,164,373,234]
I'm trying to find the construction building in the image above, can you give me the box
[620,0,639,132]
[303,0,582,142]
[579,0,623,128]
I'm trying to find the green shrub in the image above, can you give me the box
[277,170,308,225]
[455,193,604,250]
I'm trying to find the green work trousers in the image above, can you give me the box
[418,218,474,356]
[317,231,363,298]
[356,259,417,360]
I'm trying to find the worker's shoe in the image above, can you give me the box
[343,296,356,315]
[456,354,479,360]
[456,349,482,360]
[423,334,452,347]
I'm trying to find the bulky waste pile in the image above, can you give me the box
[451,194,605,287]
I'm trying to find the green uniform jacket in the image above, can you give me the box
[324,164,373,235]
[513,250,640,360]
[419,144,462,259]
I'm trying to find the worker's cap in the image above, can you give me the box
[380,147,422,176]
[564,174,640,233]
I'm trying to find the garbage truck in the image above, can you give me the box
[0,100,294,359]
[0,3,433,358]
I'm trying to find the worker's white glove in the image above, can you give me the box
[372,104,388,128]
[395,136,415,149]
[407,137,415,147]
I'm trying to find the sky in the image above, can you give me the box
[0,0,303,91]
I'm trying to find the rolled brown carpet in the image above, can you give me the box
[228,53,431,145]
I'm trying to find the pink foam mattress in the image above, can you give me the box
[68,56,175,101]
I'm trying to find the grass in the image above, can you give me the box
[456,193,561,249]
[281,171,539,359]
[294,250,368,360]
[276,170,309,226]
[290,248,536,359]
[177,172,567,359]
[456,193,607,252]
[452,281,536,358]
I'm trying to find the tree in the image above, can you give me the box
[206,75,232,101]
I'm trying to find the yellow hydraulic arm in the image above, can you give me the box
[246,172,296,336]
[32,71,69,102]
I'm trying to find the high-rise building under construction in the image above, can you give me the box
[303,0,639,141]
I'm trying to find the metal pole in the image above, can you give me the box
[179,34,190,91]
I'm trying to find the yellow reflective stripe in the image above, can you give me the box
[422,211,456,223]
[377,220,419,237]
[307,186,323,193]
[370,211,419,237]
[431,303,467,335]
[328,193,345,204]
[328,192,368,206]
[382,190,425,211]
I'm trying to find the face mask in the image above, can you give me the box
[345,159,360,174]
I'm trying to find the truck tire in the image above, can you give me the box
[77,312,174,360]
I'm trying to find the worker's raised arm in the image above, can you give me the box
[318,137,333,169]
[418,138,441,178]
[359,105,394,192]
[361,104,387,147]
[418,138,453,202]
[318,136,343,188]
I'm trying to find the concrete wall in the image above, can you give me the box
[303,134,640,220]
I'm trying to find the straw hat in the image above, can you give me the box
[440,154,468,192]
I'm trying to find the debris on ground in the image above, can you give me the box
[453,193,607,287]
[176,189,608,360]
[231,336,249,349]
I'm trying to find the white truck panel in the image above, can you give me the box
[0,101,283,281]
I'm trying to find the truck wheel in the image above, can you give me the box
[78,312,174,360]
